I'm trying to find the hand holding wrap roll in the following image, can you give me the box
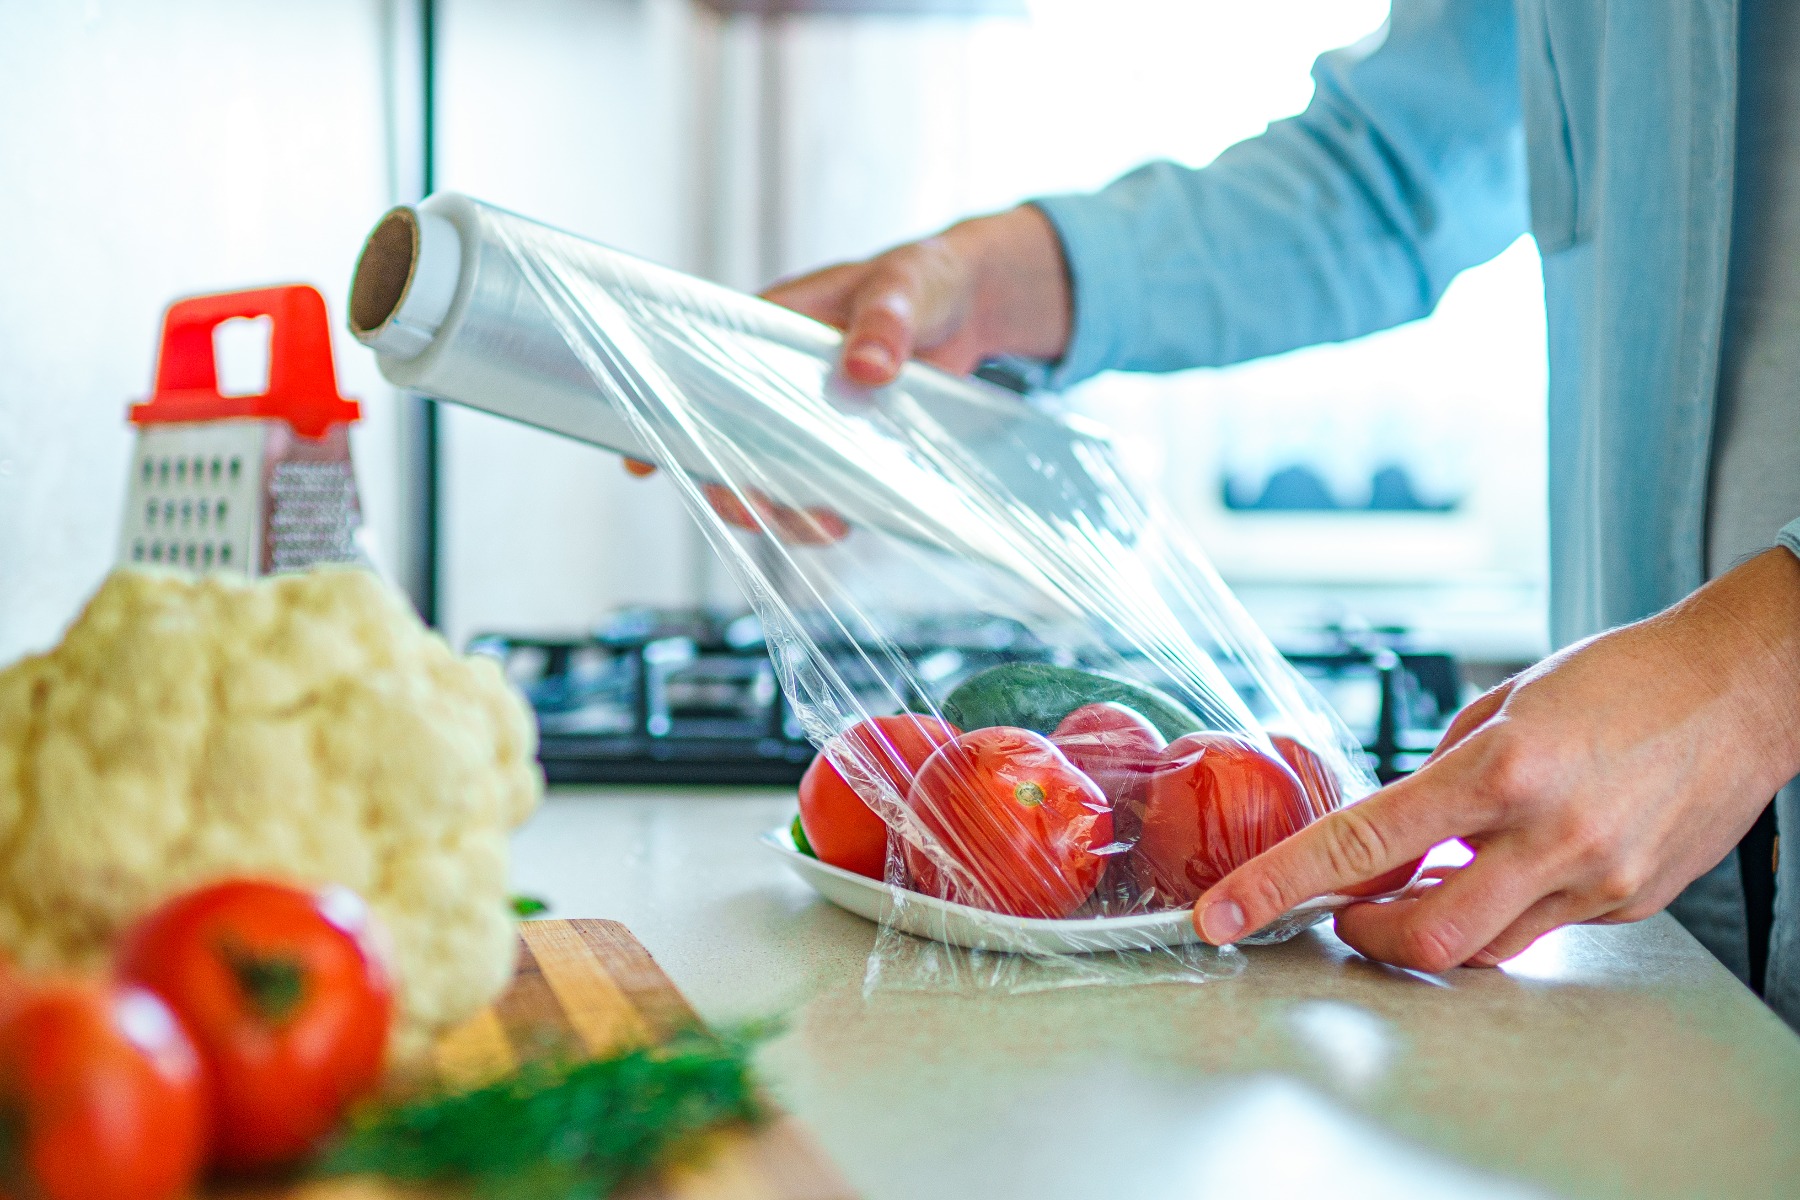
[348,194,1385,990]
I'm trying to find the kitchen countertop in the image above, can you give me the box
[511,787,1800,1199]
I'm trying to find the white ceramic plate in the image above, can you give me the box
[759,824,1208,955]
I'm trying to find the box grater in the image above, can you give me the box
[119,285,364,576]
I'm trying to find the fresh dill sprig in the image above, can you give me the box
[320,1029,767,1200]
[510,895,551,918]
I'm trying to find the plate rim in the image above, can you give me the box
[758,822,1201,940]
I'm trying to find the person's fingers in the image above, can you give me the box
[840,281,917,387]
[1423,680,1512,767]
[622,457,658,478]
[701,483,760,533]
[1194,764,1495,945]
[1329,845,1552,972]
[700,484,851,545]
[1463,891,1586,967]
[761,262,866,329]
[760,499,851,546]
[798,507,851,544]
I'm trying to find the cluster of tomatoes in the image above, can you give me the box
[797,706,1421,922]
[0,879,393,1200]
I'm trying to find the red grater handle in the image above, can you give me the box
[131,285,360,439]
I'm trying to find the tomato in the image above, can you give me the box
[1052,702,1165,843]
[0,979,205,1200]
[1267,733,1341,822]
[902,726,1112,919]
[1268,734,1423,897]
[1133,733,1313,907]
[1052,701,1166,793]
[117,879,393,1172]
[798,715,961,879]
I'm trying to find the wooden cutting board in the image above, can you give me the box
[216,919,856,1200]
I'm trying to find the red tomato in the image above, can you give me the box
[1134,733,1313,907]
[1268,733,1341,822]
[117,879,394,1172]
[1269,733,1423,897]
[798,715,961,879]
[0,979,206,1200]
[902,726,1112,918]
[1052,702,1165,845]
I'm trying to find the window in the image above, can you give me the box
[767,0,1548,659]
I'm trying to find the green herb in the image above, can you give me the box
[510,894,551,918]
[790,814,816,858]
[321,1030,764,1200]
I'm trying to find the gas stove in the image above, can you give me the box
[471,611,1459,787]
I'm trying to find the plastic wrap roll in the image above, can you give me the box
[347,193,1395,993]
[347,194,1118,563]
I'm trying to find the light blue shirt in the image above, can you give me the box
[1031,0,1800,649]
[1033,0,1800,1022]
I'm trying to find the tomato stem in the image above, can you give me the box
[220,939,308,1026]
[0,1106,24,1195]
[1013,781,1045,808]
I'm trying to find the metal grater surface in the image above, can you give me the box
[120,419,361,576]
[263,423,361,573]
[120,422,266,573]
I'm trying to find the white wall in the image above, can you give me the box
[1,1,1549,665]
[760,1,1549,657]
[0,0,730,660]
[0,0,408,662]
[434,0,717,648]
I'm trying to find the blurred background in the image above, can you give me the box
[0,0,1547,774]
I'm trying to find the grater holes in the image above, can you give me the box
[202,544,215,568]
[176,459,187,484]
[184,543,197,567]
[132,540,145,562]
[197,502,208,528]
[180,500,192,526]
[145,500,157,526]
[216,499,228,524]
[210,457,222,482]
[220,543,233,565]
[158,458,170,485]
[228,457,242,481]
[192,456,205,481]
[149,542,163,562]
[162,500,175,524]
[141,458,153,483]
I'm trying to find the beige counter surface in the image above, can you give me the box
[510,787,1800,1199]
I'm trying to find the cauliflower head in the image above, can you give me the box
[0,566,542,1057]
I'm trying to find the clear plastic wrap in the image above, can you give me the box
[349,194,1389,992]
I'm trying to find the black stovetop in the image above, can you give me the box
[471,610,1458,787]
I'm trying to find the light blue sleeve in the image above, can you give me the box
[1032,0,1529,388]
[1780,518,1800,563]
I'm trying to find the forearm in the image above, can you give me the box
[1672,547,1800,792]
[1033,0,1528,388]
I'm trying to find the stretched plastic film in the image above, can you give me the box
[349,194,1395,992]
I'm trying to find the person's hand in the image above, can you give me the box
[623,203,1072,538]
[1193,547,1800,970]
[762,203,1073,388]
[620,458,848,546]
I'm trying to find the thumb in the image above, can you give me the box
[840,278,918,387]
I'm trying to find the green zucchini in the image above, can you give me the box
[790,813,817,858]
[939,663,1207,743]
